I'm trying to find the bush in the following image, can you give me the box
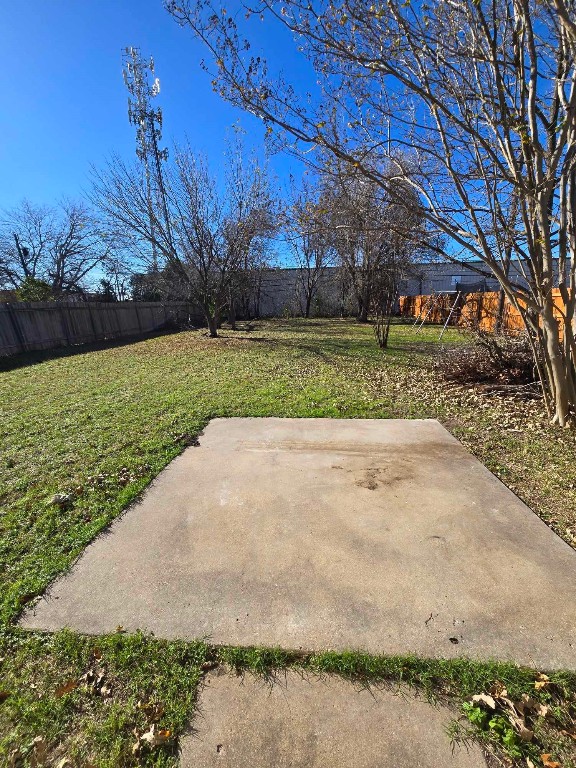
[16,277,54,302]
[436,331,537,387]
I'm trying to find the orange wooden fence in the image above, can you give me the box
[399,290,566,334]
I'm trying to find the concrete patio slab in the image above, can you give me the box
[21,418,576,668]
[180,669,487,768]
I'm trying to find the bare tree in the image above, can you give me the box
[326,166,390,323]
[166,0,576,424]
[321,159,425,323]
[369,207,430,349]
[223,135,277,326]
[101,253,133,301]
[91,143,275,336]
[0,199,107,297]
[285,179,334,317]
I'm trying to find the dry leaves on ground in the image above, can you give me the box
[132,723,172,755]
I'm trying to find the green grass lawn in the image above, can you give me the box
[1,319,575,766]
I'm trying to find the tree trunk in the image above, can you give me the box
[206,313,219,338]
[228,296,237,330]
[357,281,370,322]
[495,252,511,333]
[541,299,571,426]
[357,299,369,323]
[495,289,506,334]
[374,290,397,349]
[305,293,312,318]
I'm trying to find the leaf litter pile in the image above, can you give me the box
[456,673,576,767]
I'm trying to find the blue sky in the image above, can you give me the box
[0,0,313,211]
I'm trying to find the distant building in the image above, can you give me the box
[399,258,571,296]
[127,259,559,319]
[399,260,500,295]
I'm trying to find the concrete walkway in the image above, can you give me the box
[180,669,486,767]
[22,418,576,668]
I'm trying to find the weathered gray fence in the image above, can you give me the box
[0,301,202,358]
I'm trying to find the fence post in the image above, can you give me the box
[5,303,27,354]
[85,302,99,343]
[58,304,73,345]
[133,302,143,333]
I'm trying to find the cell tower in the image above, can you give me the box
[122,47,172,268]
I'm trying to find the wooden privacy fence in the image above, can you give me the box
[0,301,203,358]
[399,290,566,335]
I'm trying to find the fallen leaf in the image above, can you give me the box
[490,681,508,699]
[515,693,550,719]
[516,722,534,742]
[499,702,534,742]
[0,690,10,702]
[30,736,48,767]
[488,693,535,742]
[141,725,172,747]
[154,727,170,743]
[515,693,537,715]
[137,700,165,722]
[56,759,73,768]
[472,693,496,709]
[8,749,23,768]
[541,754,561,768]
[535,673,550,691]
[55,680,78,697]
[132,723,172,754]
[99,682,112,698]
[79,666,111,696]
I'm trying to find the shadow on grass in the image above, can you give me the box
[239,333,377,364]
[0,316,459,373]
[0,324,204,373]
[233,317,459,366]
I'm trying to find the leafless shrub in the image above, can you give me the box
[436,331,538,391]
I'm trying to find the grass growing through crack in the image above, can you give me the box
[2,631,575,766]
[1,318,576,765]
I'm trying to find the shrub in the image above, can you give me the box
[436,331,538,387]
[16,277,54,302]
